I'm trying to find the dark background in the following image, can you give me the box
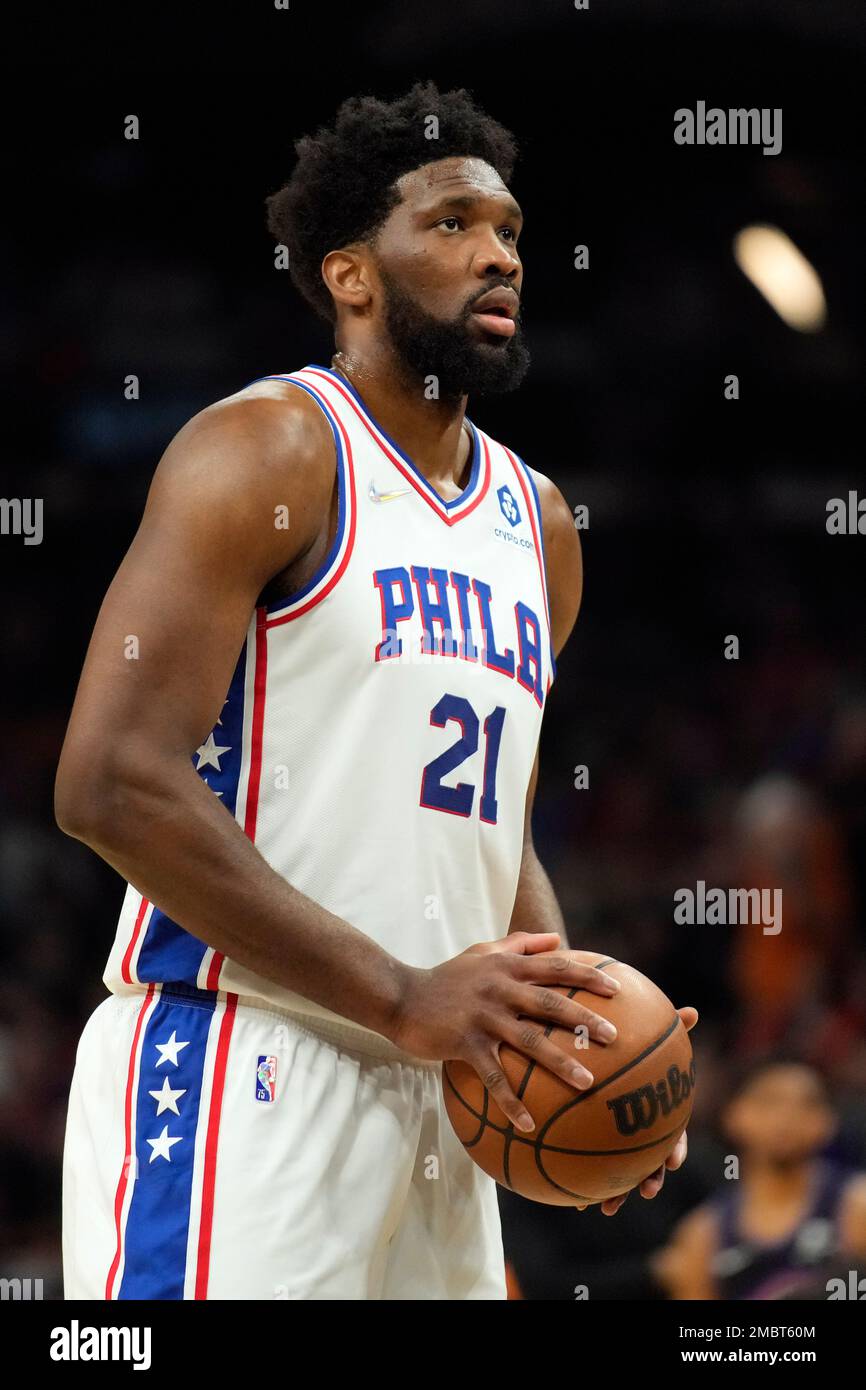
[2,0,865,1298]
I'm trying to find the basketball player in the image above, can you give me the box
[55,82,697,1299]
[654,1056,866,1299]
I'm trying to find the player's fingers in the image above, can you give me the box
[639,1163,666,1198]
[676,1006,699,1031]
[600,1191,629,1215]
[511,984,618,1046]
[515,952,622,998]
[500,1017,596,1092]
[469,1047,537,1132]
[475,931,561,957]
[508,931,563,954]
[665,1129,688,1171]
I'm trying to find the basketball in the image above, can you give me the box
[442,950,695,1205]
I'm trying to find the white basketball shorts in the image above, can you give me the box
[61,983,507,1300]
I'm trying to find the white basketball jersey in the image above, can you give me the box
[103,364,558,1037]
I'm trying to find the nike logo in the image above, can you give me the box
[368,479,412,503]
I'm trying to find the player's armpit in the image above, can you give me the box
[54,383,335,835]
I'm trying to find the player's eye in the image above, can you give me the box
[435,217,519,243]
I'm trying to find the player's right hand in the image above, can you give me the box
[389,931,621,1133]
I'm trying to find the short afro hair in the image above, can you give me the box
[266,80,520,324]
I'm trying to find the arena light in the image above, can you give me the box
[733,223,827,332]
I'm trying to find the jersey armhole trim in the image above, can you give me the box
[502,447,558,685]
[245,374,357,627]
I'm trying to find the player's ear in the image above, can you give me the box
[321,246,372,313]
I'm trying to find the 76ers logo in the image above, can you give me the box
[606,1058,696,1136]
[256,1055,278,1103]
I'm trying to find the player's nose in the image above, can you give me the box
[471,229,521,278]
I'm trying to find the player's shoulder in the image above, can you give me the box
[148,371,337,515]
[525,464,574,545]
[177,373,334,469]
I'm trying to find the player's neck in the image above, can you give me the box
[329,348,472,493]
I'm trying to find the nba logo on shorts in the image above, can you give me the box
[256,1055,277,1103]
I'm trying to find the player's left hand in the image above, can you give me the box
[576,1006,698,1216]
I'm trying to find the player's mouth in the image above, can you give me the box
[469,288,519,339]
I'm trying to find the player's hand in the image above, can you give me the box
[390,932,623,1133]
[575,1006,699,1215]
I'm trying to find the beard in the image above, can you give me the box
[377,265,531,400]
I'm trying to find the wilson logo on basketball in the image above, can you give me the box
[442,953,697,1206]
[606,1058,697,1137]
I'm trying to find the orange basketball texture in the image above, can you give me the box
[442,950,695,1205]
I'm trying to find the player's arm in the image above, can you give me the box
[507,471,582,938]
[54,384,412,1035]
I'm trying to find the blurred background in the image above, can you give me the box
[2,0,866,1298]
